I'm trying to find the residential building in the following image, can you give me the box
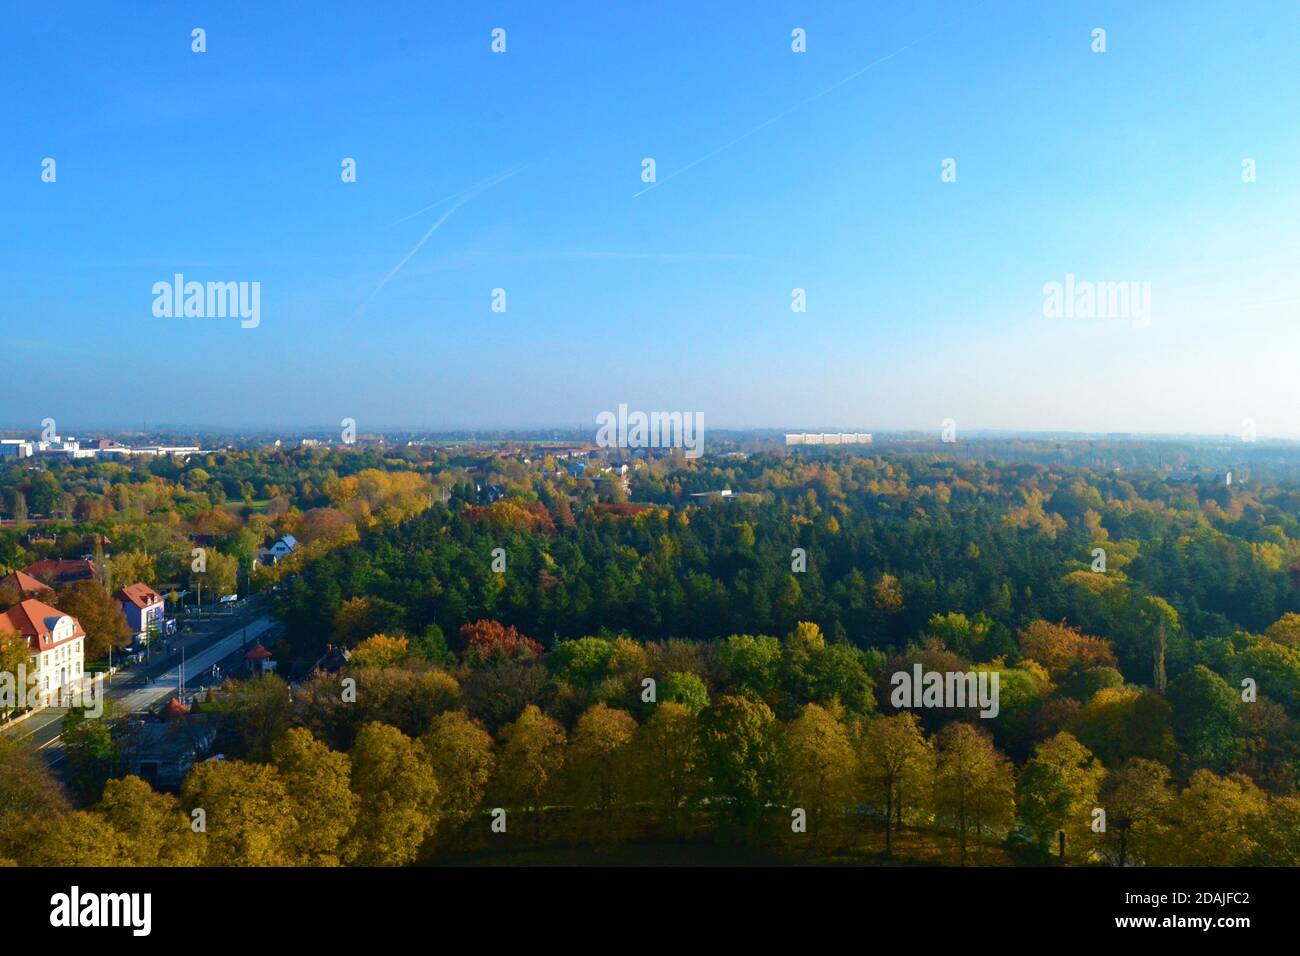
[115,583,165,643]
[22,558,98,588]
[0,598,86,706]
[0,569,54,601]
[257,534,298,565]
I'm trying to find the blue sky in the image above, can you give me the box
[3,1,1299,434]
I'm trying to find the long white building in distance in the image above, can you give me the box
[785,433,872,446]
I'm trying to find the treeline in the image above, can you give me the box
[7,619,1295,867]
[275,454,1300,716]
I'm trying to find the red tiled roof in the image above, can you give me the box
[116,582,163,609]
[21,559,98,587]
[0,598,86,653]
[244,643,272,660]
[0,570,53,599]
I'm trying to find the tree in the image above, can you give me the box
[272,727,358,865]
[661,671,709,713]
[0,736,68,861]
[54,580,133,660]
[858,712,933,854]
[718,634,781,697]
[0,630,30,719]
[1154,770,1267,866]
[332,596,407,648]
[1099,758,1172,866]
[493,704,566,834]
[1068,686,1176,766]
[632,701,701,831]
[24,811,131,866]
[181,760,296,866]
[205,673,292,761]
[344,722,440,866]
[933,722,1015,865]
[784,703,856,841]
[873,573,904,613]
[421,710,496,833]
[106,551,156,588]
[1168,665,1239,771]
[97,775,205,866]
[1264,612,1300,647]
[347,634,410,669]
[1249,795,1300,866]
[1018,620,1117,677]
[459,619,543,666]
[1015,731,1104,863]
[566,703,637,822]
[62,705,118,802]
[190,548,238,598]
[699,695,781,838]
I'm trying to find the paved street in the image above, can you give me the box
[2,598,275,764]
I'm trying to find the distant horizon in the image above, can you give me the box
[2,422,1299,444]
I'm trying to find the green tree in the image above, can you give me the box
[62,705,118,802]
[661,671,709,713]
[858,712,933,854]
[699,694,781,838]
[632,701,701,831]
[1168,665,1239,770]
[1015,731,1104,863]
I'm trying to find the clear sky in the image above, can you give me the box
[3,1,1299,435]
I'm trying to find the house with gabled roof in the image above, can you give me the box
[0,569,55,602]
[115,583,165,643]
[21,558,98,588]
[257,533,297,566]
[0,598,86,706]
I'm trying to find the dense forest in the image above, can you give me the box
[3,442,1299,866]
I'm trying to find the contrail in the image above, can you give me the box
[386,166,525,228]
[354,165,524,317]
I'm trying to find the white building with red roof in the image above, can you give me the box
[0,598,86,706]
[115,582,165,642]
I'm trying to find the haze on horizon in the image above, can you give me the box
[3,2,1298,436]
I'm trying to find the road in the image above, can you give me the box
[2,600,276,764]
